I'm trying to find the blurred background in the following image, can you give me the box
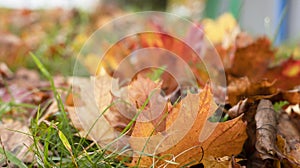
[1,0,299,42]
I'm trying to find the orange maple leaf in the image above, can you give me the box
[129,84,247,167]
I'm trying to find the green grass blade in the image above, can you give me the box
[147,66,166,81]
[273,101,288,112]
[0,148,27,168]
[30,52,66,115]
[30,52,73,142]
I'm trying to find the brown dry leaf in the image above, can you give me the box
[229,37,275,81]
[106,93,135,133]
[199,115,247,167]
[104,74,169,135]
[288,144,300,166]
[200,156,245,168]
[282,90,300,104]
[0,120,34,165]
[277,135,300,168]
[68,76,115,145]
[128,74,162,108]
[68,73,168,151]
[227,77,250,105]
[227,99,248,118]
[227,77,278,105]
[255,99,278,160]
[278,112,300,149]
[290,110,300,132]
[263,58,300,90]
[277,112,300,167]
[216,32,254,70]
[130,85,247,167]
[129,75,167,132]
[66,106,92,138]
[247,79,278,98]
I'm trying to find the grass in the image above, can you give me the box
[0,53,190,167]
[1,53,131,167]
[0,142,27,168]
[23,54,131,167]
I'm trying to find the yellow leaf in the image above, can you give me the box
[58,130,72,153]
[202,13,239,46]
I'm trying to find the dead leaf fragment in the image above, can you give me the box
[227,77,250,105]
[277,112,300,167]
[0,63,13,79]
[230,37,275,81]
[255,99,278,160]
[227,98,248,118]
[0,120,34,165]
[227,77,278,105]
[282,89,300,105]
[70,76,115,145]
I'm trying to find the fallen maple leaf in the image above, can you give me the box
[229,37,275,82]
[226,35,300,91]
[68,73,245,167]
[129,84,247,167]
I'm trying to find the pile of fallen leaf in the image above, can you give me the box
[66,13,300,167]
[0,10,300,168]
